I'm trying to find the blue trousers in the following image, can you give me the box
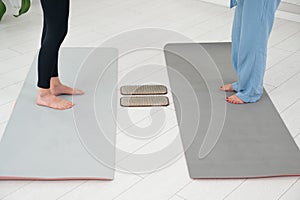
[231,0,280,102]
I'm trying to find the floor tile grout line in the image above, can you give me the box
[99,8,231,48]
[5,48,28,58]
[118,52,162,74]
[0,120,8,125]
[175,193,188,200]
[52,169,143,199]
[111,177,145,200]
[222,179,248,200]
[0,65,31,76]
[0,54,22,63]
[269,30,300,49]
[0,80,25,90]
[264,82,276,87]
[277,9,300,22]
[116,131,180,175]
[193,20,232,40]
[119,65,165,86]
[116,102,176,135]
[269,70,300,95]
[278,1,300,14]
[7,47,25,55]
[267,87,277,93]
[280,97,300,114]
[183,12,232,33]
[171,179,194,199]
[116,124,178,164]
[278,69,300,87]
[10,47,40,55]
[277,177,300,200]
[272,45,299,53]
[272,17,292,31]
[117,92,174,133]
[116,108,163,134]
[294,131,300,139]
[186,0,229,10]
[114,165,145,179]
[0,65,29,76]
[266,49,299,71]
[55,181,88,200]
[263,82,276,94]
[0,181,34,200]
[0,100,16,110]
[117,3,228,32]
[180,9,233,36]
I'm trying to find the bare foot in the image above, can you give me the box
[36,89,74,110]
[226,94,245,104]
[220,84,235,92]
[50,77,84,96]
[51,84,84,96]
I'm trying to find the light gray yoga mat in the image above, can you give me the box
[0,48,118,180]
[164,43,300,179]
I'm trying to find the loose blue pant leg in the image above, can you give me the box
[231,0,244,92]
[231,0,280,102]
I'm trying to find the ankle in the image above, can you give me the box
[38,88,52,97]
[50,77,62,87]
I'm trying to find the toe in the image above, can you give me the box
[63,104,70,109]
[56,105,64,110]
[66,101,72,106]
[66,101,73,108]
[75,89,84,95]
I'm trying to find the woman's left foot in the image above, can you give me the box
[51,84,84,96]
[220,84,235,92]
[226,94,245,104]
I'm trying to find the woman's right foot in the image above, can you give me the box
[220,84,235,92]
[36,89,73,110]
[226,94,245,104]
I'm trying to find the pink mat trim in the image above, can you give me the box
[0,176,112,181]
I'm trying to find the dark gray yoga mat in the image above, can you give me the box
[164,42,300,179]
[0,48,118,180]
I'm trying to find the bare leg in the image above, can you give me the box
[36,88,74,110]
[220,83,235,92]
[226,94,245,104]
[50,77,84,96]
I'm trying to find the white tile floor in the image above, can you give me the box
[0,0,300,199]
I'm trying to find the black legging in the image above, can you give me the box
[37,0,69,89]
